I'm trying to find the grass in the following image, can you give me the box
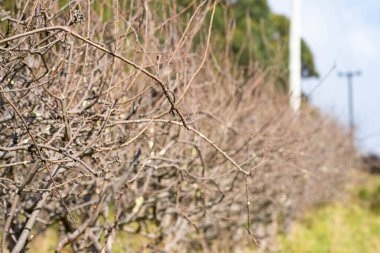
[278,204,380,253]
[278,173,380,253]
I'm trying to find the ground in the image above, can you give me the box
[25,171,380,253]
[278,171,380,253]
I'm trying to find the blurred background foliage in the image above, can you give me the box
[3,0,318,91]
[177,0,319,91]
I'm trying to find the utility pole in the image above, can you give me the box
[289,0,301,112]
[338,70,361,133]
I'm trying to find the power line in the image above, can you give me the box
[338,70,361,133]
[306,62,336,97]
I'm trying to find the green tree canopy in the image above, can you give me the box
[197,0,319,90]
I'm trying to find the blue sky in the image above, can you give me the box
[268,0,380,155]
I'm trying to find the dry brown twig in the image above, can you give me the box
[0,1,357,252]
